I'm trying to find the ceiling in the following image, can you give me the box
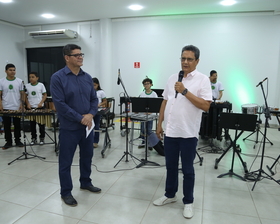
[1,0,280,27]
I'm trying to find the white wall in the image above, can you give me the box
[0,21,25,80]
[1,12,280,123]
[111,14,280,117]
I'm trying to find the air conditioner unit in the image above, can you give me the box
[28,29,78,39]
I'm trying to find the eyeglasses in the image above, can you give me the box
[180,57,195,63]
[68,53,85,58]
[143,83,151,85]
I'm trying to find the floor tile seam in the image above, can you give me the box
[102,170,127,193]
[26,176,60,188]
[203,185,252,193]
[31,207,81,222]
[0,170,31,180]
[0,177,35,196]
[201,208,260,219]
[10,207,35,224]
[104,191,153,202]
[0,198,34,209]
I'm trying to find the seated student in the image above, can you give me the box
[25,72,47,145]
[92,77,107,148]
[209,70,224,100]
[0,63,24,149]
[138,77,164,156]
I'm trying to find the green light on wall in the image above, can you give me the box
[227,70,256,111]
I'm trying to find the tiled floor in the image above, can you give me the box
[0,122,280,224]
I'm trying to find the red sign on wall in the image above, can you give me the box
[134,62,140,68]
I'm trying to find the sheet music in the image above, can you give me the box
[86,119,95,138]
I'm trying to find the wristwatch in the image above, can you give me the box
[181,88,188,96]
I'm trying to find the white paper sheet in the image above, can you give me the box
[86,119,95,138]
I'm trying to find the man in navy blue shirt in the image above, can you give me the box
[51,44,100,206]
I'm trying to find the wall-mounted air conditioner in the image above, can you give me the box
[28,29,78,39]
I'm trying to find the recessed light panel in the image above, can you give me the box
[41,13,55,19]
[0,0,13,3]
[220,0,237,6]
[128,4,143,11]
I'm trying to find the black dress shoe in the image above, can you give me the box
[15,141,24,147]
[80,185,101,193]
[61,195,78,206]
[2,142,12,150]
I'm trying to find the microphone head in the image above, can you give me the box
[117,69,121,85]
[178,70,184,82]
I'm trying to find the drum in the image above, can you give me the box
[241,104,258,114]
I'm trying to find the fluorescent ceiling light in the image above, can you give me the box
[128,4,143,11]
[220,0,237,6]
[41,13,55,19]
[0,0,13,3]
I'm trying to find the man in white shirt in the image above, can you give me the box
[209,70,224,100]
[153,45,212,219]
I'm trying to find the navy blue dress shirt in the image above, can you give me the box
[50,66,98,130]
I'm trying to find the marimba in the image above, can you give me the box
[0,109,57,150]
[0,109,55,128]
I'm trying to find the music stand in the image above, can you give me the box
[151,89,164,97]
[215,113,257,181]
[242,109,273,148]
[130,97,162,168]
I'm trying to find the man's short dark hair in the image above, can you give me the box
[181,45,200,60]
[5,63,15,71]
[142,78,153,85]
[63,44,81,56]
[210,70,217,76]
[29,71,39,77]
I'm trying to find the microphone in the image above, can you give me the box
[22,81,27,92]
[117,69,121,85]
[175,70,184,98]
[256,77,268,87]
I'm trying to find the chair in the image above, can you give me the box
[100,97,115,130]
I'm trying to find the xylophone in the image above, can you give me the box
[0,109,55,128]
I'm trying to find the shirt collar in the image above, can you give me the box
[64,66,84,76]
[185,69,197,78]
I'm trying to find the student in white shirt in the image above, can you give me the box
[25,72,47,145]
[92,77,107,148]
[209,70,224,100]
[0,64,25,149]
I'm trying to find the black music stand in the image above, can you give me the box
[215,113,257,181]
[114,73,141,168]
[242,109,273,148]
[129,97,162,168]
[8,83,45,165]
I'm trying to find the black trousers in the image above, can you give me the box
[3,116,21,143]
[30,120,45,139]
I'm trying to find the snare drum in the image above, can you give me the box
[241,104,258,114]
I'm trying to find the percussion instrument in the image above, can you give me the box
[45,97,56,111]
[200,101,232,140]
[241,104,258,114]
[97,107,110,115]
[130,114,158,122]
[0,109,55,128]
